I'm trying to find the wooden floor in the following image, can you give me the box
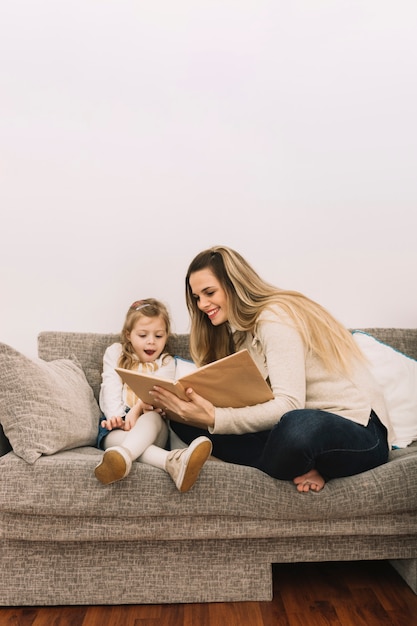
[1,560,417,626]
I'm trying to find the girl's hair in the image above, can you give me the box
[118,298,171,370]
[185,245,364,373]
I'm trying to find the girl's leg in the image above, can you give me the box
[96,411,168,484]
[103,411,169,459]
[259,409,389,489]
[95,412,213,492]
[138,444,168,470]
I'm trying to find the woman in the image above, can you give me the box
[150,246,393,492]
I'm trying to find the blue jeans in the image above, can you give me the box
[170,409,389,481]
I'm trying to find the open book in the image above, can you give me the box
[115,349,273,413]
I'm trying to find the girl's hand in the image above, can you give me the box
[123,399,159,430]
[132,398,157,415]
[149,386,215,429]
[123,400,143,430]
[101,415,125,431]
[124,411,139,430]
[141,401,157,413]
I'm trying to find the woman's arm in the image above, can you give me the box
[151,312,307,435]
[211,317,306,434]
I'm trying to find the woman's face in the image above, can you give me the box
[189,269,229,326]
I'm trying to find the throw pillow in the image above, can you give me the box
[352,331,417,448]
[0,342,100,463]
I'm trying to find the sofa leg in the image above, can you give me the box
[389,558,417,594]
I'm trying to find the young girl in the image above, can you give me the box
[150,246,394,493]
[95,298,212,492]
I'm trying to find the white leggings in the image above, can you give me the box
[103,411,169,470]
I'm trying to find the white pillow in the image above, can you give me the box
[174,356,197,378]
[352,331,417,448]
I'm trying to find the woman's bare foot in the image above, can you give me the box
[293,469,325,493]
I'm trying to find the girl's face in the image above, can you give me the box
[127,315,168,363]
[189,269,229,326]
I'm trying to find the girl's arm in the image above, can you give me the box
[99,343,126,419]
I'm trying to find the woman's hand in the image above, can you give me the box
[149,386,215,429]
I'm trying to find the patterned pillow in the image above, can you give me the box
[352,331,417,448]
[0,342,100,463]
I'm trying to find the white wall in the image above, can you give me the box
[1,0,416,358]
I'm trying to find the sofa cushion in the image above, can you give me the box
[353,330,417,448]
[0,343,100,464]
[0,443,416,542]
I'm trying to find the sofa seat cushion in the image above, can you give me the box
[1,444,416,542]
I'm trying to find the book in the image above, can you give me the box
[115,349,273,414]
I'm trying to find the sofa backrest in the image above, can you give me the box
[360,328,417,360]
[1,328,416,457]
[36,327,417,401]
[37,331,192,402]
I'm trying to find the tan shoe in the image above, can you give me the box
[165,436,212,492]
[94,446,132,485]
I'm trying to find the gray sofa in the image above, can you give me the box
[0,328,416,606]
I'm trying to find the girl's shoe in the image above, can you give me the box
[165,436,212,492]
[94,446,132,485]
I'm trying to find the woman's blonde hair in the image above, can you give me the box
[185,245,364,373]
[118,298,171,370]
